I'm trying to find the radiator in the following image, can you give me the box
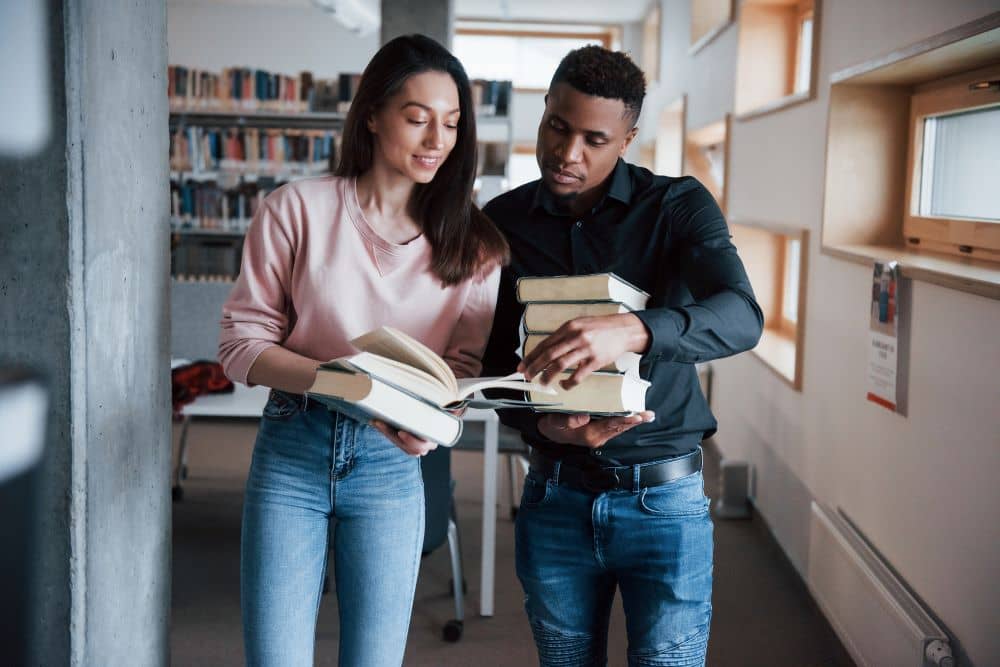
[807,502,954,667]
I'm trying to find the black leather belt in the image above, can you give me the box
[529,448,703,493]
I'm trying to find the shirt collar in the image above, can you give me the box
[530,158,633,217]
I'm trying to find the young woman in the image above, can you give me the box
[218,35,508,666]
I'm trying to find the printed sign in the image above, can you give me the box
[866,261,908,413]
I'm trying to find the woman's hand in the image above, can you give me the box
[370,419,439,457]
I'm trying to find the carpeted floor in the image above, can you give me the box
[170,419,854,666]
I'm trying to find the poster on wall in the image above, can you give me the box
[866,261,909,415]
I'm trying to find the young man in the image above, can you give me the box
[481,46,763,666]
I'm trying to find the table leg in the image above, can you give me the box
[480,414,498,617]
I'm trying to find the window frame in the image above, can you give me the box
[642,3,662,83]
[690,0,734,55]
[683,115,730,214]
[730,220,809,390]
[733,0,820,120]
[902,63,1000,264]
[454,24,618,93]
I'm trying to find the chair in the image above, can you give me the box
[420,446,466,642]
[170,280,241,501]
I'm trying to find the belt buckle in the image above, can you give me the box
[582,467,620,493]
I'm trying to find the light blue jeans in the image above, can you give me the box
[241,389,425,666]
[516,452,713,667]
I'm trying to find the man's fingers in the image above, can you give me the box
[538,348,592,385]
[524,339,582,381]
[602,411,655,433]
[562,357,604,389]
[539,413,591,434]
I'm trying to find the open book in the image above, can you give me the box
[338,326,556,409]
[305,326,558,446]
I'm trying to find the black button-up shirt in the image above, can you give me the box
[481,159,764,467]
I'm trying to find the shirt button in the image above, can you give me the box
[575,221,583,228]
[595,450,603,456]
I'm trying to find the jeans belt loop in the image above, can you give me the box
[632,463,641,494]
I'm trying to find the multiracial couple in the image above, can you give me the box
[219,33,763,667]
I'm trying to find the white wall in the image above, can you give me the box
[167,2,379,79]
[639,1,1000,664]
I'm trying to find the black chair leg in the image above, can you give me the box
[443,504,465,642]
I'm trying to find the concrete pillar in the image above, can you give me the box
[0,0,171,664]
[381,0,454,48]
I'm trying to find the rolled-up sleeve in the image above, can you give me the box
[442,264,501,379]
[218,201,296,384]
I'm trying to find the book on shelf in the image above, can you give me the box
[516,273,650,311]
[522,333,640,375]
[522,301,636,334]
[168,65,312,113]
[306,326,558,446]
[527,371,650,416]
[471,79,512,116]
[169,126,337,176]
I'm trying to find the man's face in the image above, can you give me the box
[536,82,637,206]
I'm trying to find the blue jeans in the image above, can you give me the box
[241,390,425,666]
[516,452,713,667]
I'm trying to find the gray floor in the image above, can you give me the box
[170,420,854,666]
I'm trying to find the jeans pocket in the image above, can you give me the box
[520,473,553,509]
[261,389,304,421]
[637,473,710,518]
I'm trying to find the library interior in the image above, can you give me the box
[1,1,998,665]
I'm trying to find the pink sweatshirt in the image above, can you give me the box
[218,176,500,385]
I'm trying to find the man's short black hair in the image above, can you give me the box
[549,45,646,124]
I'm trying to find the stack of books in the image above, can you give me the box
[517,273,652,415]
[306,327,555,446]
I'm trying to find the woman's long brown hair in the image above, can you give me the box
[336,34,509,285]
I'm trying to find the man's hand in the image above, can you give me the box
[537,411,655,449]
[519,313,650,389]
[370,420,439,457]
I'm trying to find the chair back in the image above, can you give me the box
[420,446,452,555]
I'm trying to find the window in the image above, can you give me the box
[642,3,662,83]
[454,23,617,91]
[905,80,1000,261]
[782,238,801,326]
[919,107,1000,220]
[684,116,729,213]
[821,17,1000,299]
[690,0,733,53]
[734,0,819,118]
[731,222,808,389]
[794,13,814,94]
[654,96,686,177]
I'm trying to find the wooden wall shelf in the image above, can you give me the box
[821,12,1000,299]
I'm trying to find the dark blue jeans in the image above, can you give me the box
[515,451,713,667]
[241,390,425,666]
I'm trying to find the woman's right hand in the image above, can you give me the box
[370,419,439,457]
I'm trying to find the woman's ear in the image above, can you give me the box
[366,111,377,134]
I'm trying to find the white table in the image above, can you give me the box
[172,384,500,617]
